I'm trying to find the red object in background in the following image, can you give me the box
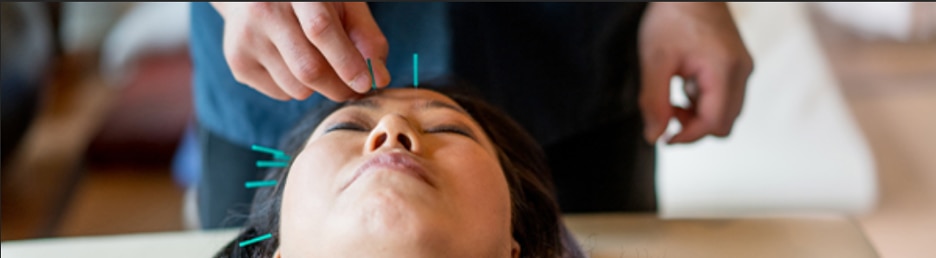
[85,48,193,167]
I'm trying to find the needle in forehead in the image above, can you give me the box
[413,53,419,88]
[366,58,376,92]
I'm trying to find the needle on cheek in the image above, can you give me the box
[252,144,291,168]
[238,233,272,247]
[245,180,278,188]
[251,145,291,161]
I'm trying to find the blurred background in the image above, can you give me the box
[1,2,934,257]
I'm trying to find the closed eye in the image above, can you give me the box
[325,122,368,133]
[424,125,476,139]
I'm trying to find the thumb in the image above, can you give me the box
[639,52,678,145]
[342,2,391,88]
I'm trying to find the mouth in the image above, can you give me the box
[340,152,433,192]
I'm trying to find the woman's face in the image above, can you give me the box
[278,88,519,257]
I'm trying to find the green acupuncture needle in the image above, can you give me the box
[413,53,418,88]
[239,233,272,247]
[251,145,290,161]
[245,180,277,188]
[367,58,376,91]
[256,161,288,168]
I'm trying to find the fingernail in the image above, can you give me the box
[377,60,391,88]
[351,73,371,93]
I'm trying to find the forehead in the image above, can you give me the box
[343,88,471,117]
[353,88,459,107]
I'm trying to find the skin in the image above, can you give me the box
[276,88,520,258]
[211,2,391,101]
[212,2,753,145]
[639,2,754,145]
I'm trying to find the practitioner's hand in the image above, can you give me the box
[638,2,754,144]
[211,2,390,101]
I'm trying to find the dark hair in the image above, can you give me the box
[216,80,584,258]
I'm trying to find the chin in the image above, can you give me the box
[334,173,457,254]
[331,205,452,257]
[345,169,439,224]
[354,186,441,236]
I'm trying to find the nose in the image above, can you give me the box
[365,114,420,154]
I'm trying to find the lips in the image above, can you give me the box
[341,152,433,191]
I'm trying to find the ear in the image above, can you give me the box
[274,248,283,258]
[511,239,521,258]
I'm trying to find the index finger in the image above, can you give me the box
[639,49,679,144]
[292,2,374,93]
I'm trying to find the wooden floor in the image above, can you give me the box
[53,165,185,237]
[1,5,935,258]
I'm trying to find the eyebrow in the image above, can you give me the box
[345,99,469,115]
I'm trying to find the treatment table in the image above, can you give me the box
[1,213,877,258]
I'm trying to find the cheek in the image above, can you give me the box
[280,138,363,251]
[431,140,513,234]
